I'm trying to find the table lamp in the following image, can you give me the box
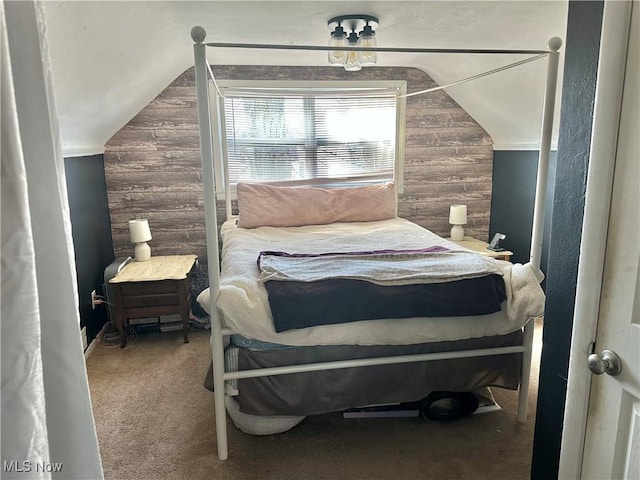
[449,204,467,241]
[129,219,152,262]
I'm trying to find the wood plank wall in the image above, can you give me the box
[104,66,493,261]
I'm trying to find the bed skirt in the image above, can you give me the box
[204,329,523,417]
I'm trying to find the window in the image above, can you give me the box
[213,81,406,192]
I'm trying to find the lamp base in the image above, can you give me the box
[134,242,151,262]
[450,225,465,241]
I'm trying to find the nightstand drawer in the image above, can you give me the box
[121,292,180,309]
[123,281,178,296]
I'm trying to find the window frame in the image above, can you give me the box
[210,80,407,198]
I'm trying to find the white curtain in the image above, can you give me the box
[1,1,103,478]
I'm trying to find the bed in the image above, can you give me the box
[190,26,561,460]
[196,181,545,440]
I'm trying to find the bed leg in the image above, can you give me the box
[517,319,535,424]
[211,315,229,460]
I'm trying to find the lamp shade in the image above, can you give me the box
[129,219,152,243]
[449,205,467,225]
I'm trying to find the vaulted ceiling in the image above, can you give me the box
[42,1,568,156]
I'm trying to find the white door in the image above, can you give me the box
[580,2,639,478]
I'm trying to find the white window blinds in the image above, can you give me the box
[220,87,400,186]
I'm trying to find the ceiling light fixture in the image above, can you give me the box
[328,14,379,71]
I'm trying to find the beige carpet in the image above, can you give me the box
[86,321,541,480]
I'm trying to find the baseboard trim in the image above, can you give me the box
[84,322,111,360]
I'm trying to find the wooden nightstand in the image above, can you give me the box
[449,236,513,262]
[109,255,197,347]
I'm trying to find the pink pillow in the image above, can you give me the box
[236,182,397,228]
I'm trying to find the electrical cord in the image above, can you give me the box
[93,294,114,307]
[99,321,137,348]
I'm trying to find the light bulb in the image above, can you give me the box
[358,24,377,66]
[344,31,361,72]
[328,25,348,66]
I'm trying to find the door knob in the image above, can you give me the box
[587,349,622,376]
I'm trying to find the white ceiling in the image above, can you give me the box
[42,1,568,155]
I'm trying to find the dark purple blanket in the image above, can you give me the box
[259,249,507,332]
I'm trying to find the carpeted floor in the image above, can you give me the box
[86,321,541,480]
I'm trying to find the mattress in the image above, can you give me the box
[197,217,545,346]
[208,330,523,416]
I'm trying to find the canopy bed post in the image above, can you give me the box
[221,110,233,220]
[517,36,562,424]
[530,37,562,276]
[192,26,228,460]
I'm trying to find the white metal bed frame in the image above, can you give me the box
[190,25,562,460]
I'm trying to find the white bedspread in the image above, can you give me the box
[197,217,545,346]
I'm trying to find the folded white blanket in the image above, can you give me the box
[503,261,546,324]
[258,249,503,285]
[198,217,545,346]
